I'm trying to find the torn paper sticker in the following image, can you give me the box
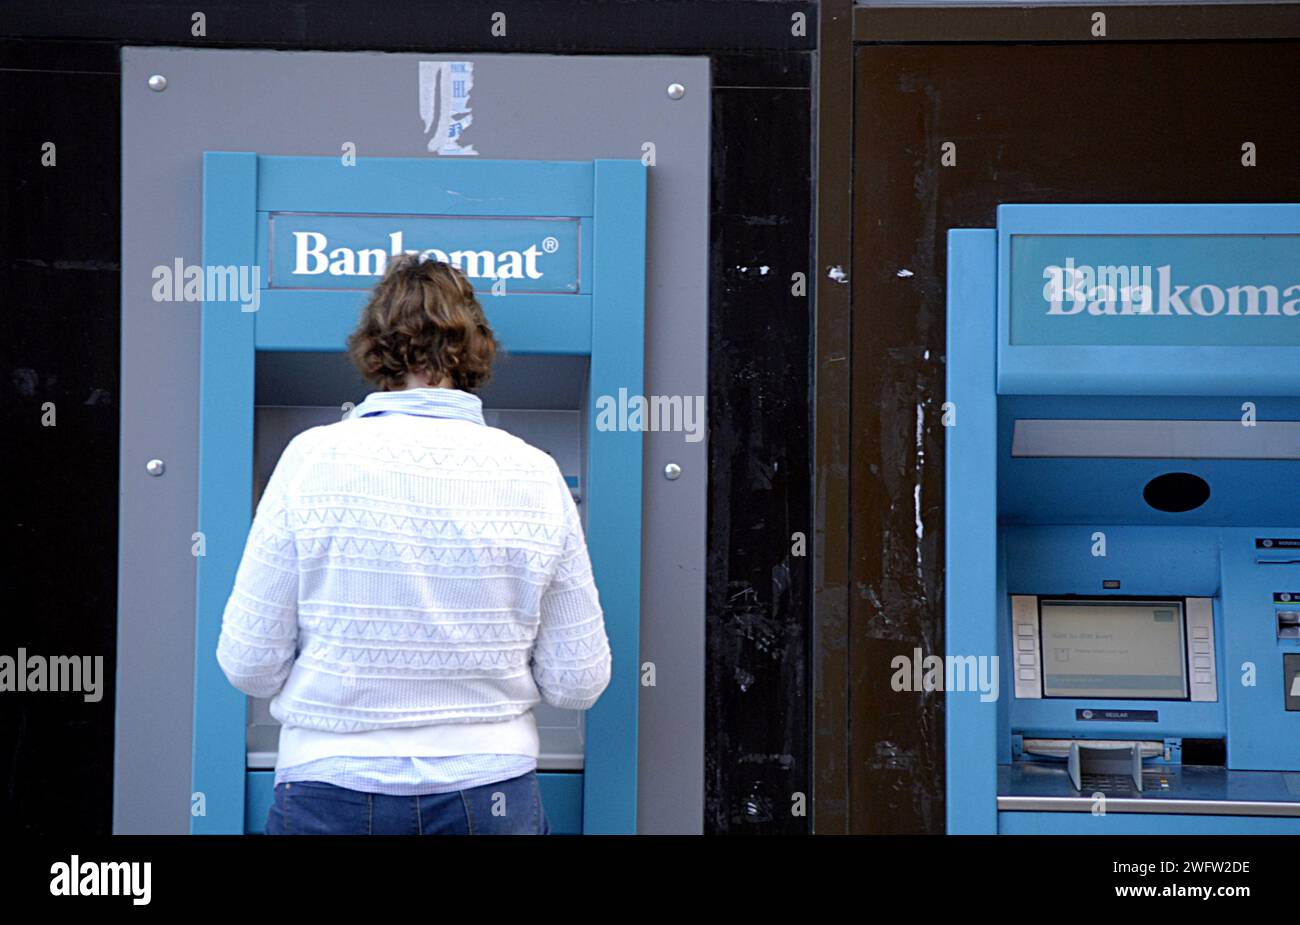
[419,61,477,156]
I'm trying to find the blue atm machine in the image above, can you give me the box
[193,153,645,834]
[946,204,1300,834]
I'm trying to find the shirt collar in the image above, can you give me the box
[349,387,485,425]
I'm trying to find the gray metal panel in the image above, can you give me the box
[1011,418,1300,459]
[999,763,1300,816]
[118,47,709,834]
[998,796,1300,816]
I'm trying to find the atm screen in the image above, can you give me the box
[1039,600,1189,700]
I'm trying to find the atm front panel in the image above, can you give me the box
[946,204,1300,834]
[194,154,645,834]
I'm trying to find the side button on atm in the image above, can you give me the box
[1285,654,1300,712]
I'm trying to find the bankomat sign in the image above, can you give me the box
[1009,233,1300,346]
[267,213,581,293]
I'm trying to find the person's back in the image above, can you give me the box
[215,256,610,835]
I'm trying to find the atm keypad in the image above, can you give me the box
[1010,595,1042,699]
[1185,598,1218,703]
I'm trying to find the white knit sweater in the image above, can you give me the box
[215,388,611,765]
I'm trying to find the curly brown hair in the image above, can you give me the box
[347,255,498,392]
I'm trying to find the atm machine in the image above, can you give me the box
[193,153,645,834]
[946,204,1300,834]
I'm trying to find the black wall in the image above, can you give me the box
[1,38,121,834]
[706,52,812,833]
[0,2,815,835]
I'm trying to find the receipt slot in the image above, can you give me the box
[193,154,645,834]
[946,204,1300,834]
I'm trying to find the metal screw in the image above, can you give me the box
[146,458,166,476]
[663,462,682,480]
[666,83,685,101]
[148,74,168,92]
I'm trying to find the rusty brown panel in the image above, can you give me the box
[855,3,1300,43]
[811,0,855,836]
[849,39,1300,833]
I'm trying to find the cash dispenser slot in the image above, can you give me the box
[1022,739,1165,793]
[249,350,592,773]
[1069,743,1144,793]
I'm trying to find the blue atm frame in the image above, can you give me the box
[947,204,1300,835]
[194,153,646,834]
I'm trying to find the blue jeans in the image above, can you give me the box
[266,771,551,835]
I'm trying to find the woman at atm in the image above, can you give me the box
[215,255,612,835]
